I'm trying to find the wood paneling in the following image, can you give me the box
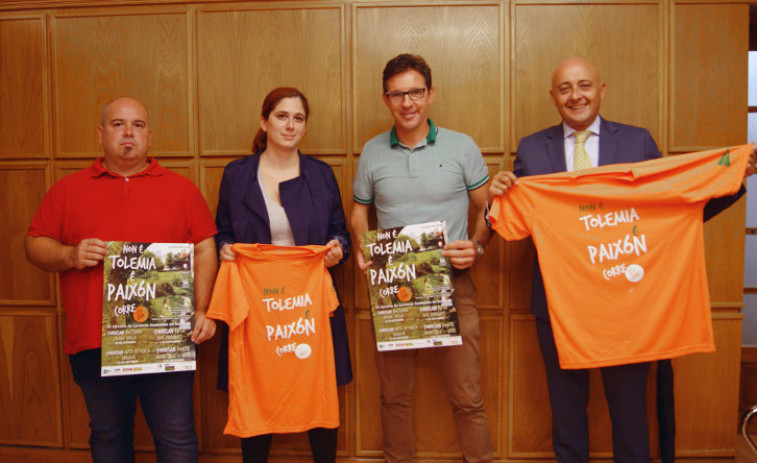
[197,5,344,156]
[513,2,661,153]
[671,2,748,150]
[509,315,551,457]
[0,164,55,305]
[353,2,503,153]
[0,314,61,446]
[471,159,508,310]
[704,195,746,305]
[197,333,237,453]
[160,160,195,182]
[740,346,757,436]
[0,0,749,461]
[0,15,47,159]
[52,9,191,157]
[199,158,231,219]
[508,239,535,312]
[673,314,743,456]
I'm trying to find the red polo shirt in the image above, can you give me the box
[28,158,216,354]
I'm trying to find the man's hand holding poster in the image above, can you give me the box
[361,221,462,351]
[101,241,196,376]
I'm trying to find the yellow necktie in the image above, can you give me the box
[573,130,591,171]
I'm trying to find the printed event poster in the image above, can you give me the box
[101,242,196,376]
[361,221,461,351]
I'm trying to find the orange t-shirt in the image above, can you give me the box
[206,243,339,437]
[489,145,750,369]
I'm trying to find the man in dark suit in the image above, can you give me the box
[489,57,756,463]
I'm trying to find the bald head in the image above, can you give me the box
[97,96,152,177]
[101,97,150,127]
[549,57,606,131]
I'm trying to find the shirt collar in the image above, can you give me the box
[91,157,164,178]
[389,119,438,147]
[562,115,602,140]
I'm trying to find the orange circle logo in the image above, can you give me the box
[396,286,413,302]
[133,306,149,323]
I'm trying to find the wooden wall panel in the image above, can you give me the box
[53,160,90,182]
[673,314,743,456]
[513,2,661,153]
[0,314,61,446]
[160,160,195,182]
[0,0,750,461]
[509,315,550,456]
[197,333,237,453]
[0,15,47,159]
[671,2,748,150]
[704,196,746,304]
[739,347,757,436]
[353,315,380,455]
[353,2,503,153]
[471,160,508,310]
[508,239,535,312]
[0,165,55,305]
[52,9,191,157]
[197,5,344,156]
[200,159,230,219]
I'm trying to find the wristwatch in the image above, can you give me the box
[473,239,484,256]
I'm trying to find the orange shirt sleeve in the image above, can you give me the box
[666,145,750,202]
[323,270,339,315]
[489,185,535,241]
[206,261,251,331]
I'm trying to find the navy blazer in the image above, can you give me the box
[514,118,743,320]
[215,152,353,386]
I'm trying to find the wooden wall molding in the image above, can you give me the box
[0,0,749,460]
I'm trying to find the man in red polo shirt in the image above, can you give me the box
[25,97,217,463]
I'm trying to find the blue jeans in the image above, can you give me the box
[69,349,199,463]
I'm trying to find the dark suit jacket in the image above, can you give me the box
[215,152,353,387]
[514,117,743,320]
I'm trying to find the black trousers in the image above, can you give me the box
[241,427,338,463]
[535,317,651,463]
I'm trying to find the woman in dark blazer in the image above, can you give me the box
[215,87,352,463]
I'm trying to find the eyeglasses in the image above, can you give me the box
[385,88,426,103]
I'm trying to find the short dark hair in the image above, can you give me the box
[382,54,432,93]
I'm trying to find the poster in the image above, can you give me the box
[101,242,196,376]
[361,221,461,351]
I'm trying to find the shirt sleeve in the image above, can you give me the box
[488,183,535,241]
[27,180,65,241]
[353,146,374,205]
[322,268,339,315]
[206,261,250,331]
[461,136,489,190]
[668,145,750,203]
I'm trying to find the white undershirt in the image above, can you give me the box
[257,168,296,246]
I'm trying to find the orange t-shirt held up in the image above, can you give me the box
[490,145,750,369]
[206,244,339,437]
